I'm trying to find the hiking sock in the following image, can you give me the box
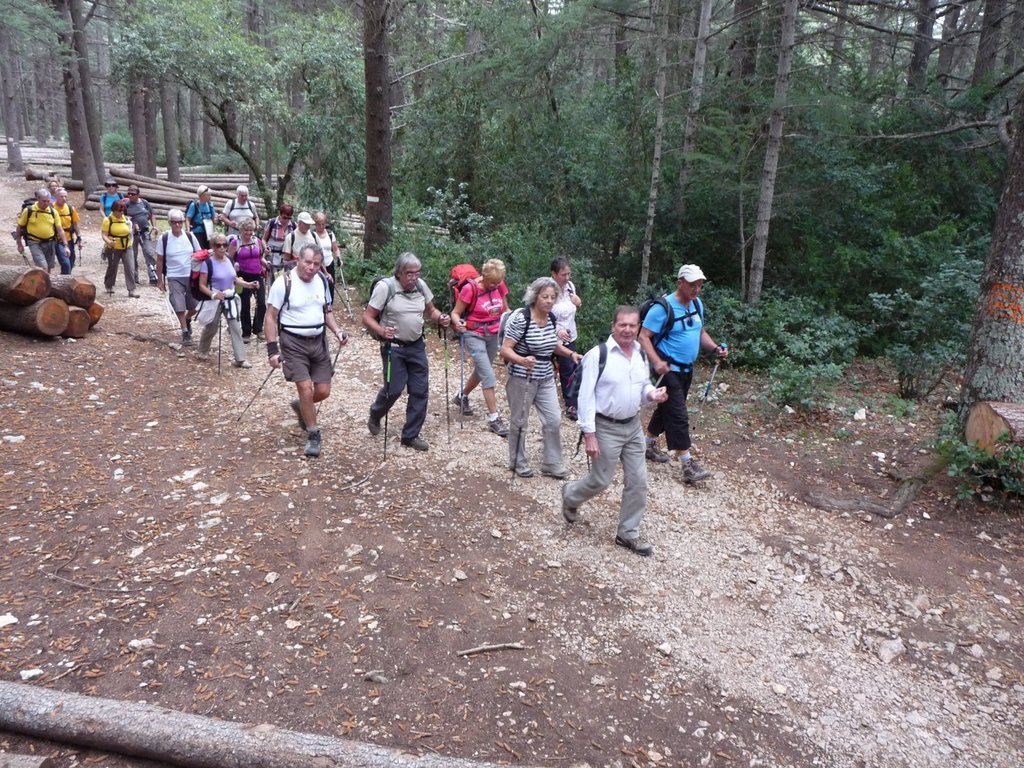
[488,412,499,422]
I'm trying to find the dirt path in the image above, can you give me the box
[1,169,1022,768]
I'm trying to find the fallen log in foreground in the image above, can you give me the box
[0,297,69,337]
[0,682,517,768]
[48,275,96,309]
[0,266,50,306]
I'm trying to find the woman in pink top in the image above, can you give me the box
[450,259,510,436]
[228,217,269,342]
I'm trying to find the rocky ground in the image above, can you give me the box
[1,170,1022,768]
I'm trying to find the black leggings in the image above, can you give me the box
[238,271,266,337]
[646,368,693,451]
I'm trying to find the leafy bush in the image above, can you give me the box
[867,252,981,399]
[423,179,493,243]
[766,360,844,411]
[102,131,134,163]
[937,416,1024,501]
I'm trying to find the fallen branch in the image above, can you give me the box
[456,642,526,657]
[0,682,516,768]
[801,456,947,520]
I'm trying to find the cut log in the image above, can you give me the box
[965,401,1024,453]
[0,681,510,768]
[60,306,91,338]
[0,297,69,337]
[0,267,50,306]
[48,275,96,308]
[86,301,104,328]
[0,751,56,768]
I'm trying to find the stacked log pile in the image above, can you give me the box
[0,267,103,340]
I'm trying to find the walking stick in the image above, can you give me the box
[441,326,451,447]
[236,367,278,421]
[336,264,353,318]
[383,341,392,461]
[458,333,466,429]
[217,303,223,376]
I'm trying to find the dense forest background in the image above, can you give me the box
[2,0,1021,411]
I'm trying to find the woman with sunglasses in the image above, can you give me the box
[194,236,259,368]
[262,203,295,281]
[102,199,138,297]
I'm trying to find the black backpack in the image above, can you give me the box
[564,342,648,404]
[638,295,704,348]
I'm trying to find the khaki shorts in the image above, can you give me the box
[280,331,332,383]
[167,277,198,313]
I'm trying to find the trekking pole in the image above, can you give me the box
[383,341,392,461]
[441,326,451,447]
[217,304,223,376]
[165,296,179,331]
[698,344,727,403]
[458,333,465,429]
[236,367,277,421]
[336,264,354,318]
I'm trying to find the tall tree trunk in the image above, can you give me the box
[972,0,1007,87]
[675,0,713,226]
[960,97,1024,416]
[0,28,24,172]
[363,0,394,258]
[728,0,759,81]
[68,0,104,184]
[143,80,158,176]
[189,90,201,153]
[54,0,96,188]
[1003,0,1023,72]
[639,0,668,294]
[907,0,937,92]
[937,1,965,90]
[159,77,180,182]
[745,0,798,304]
[128,80,147,174]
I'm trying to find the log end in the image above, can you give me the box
[965,401,1024,454]
[61,307,91,339]
[86,301,104,328]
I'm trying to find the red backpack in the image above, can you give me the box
[189,249,213,300]
[448,263,481,313]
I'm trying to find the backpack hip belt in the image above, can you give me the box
[26,234,55,243]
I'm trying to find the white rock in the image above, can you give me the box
[491,529,502,539]
[771,683,788,695]
[128,546,145,559]
[508,680,527,690]
[453,569,468,581]
[264,572,280,584]
[878,638,906,663]
[128,638,154,651]
[284,619,301,630]
[345,544,364,558]
[656,642,673,657]
[853,408,867,421]
[0,613,18,628]
[19,668,44,681]
[2,435,25,444]
[209,492,230,506]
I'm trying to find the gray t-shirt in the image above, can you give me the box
[369,277,434,343]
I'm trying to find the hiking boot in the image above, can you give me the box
[304,428,322,458]
[242,335,252,344]
[561,487,579,524]
[291,399,307,430]
[565,406,578,421]
[453,394,474,416]
[233,360,252,369]
[681,458,712,484]
[128,292,141,298]
[401,436,429,452]
[615,535,654,557]
[541,466,569,480]
[195,351,210,361]
[645,443,670,463]
[367,415,381,436]
[488,417,509,437]
[181,330,194,347]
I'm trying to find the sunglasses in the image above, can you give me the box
[212,242,228,248]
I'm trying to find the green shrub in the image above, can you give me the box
[767,360,843,411]
[937,417,1024,501]
[102,130,134,163]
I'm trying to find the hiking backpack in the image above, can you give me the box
[225,198,257,221]
[277,270,332,335]
[498,307,558,361]
[563,342,649,404]
[448,263,480,314]
[15,200,59,242]
[159,231,200,276]
[638,295,704,347]
[188,249,214,300]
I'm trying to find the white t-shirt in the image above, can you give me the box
[314,229,337,267]
[282,228,322,262]
[223,198,258,230]
[157,231,198,278]
[267,272,331,337]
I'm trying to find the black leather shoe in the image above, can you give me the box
[615,535,653,557]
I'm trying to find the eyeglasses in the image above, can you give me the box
[169,219,184,224]
[212,243,227,248]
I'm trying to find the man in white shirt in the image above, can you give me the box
[156,209,200,346]
[561,306,668,557]
[264,245,348,458]
[281,211,321,268]
[218,185,259,234]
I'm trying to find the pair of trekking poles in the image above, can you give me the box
[235,338,344,422]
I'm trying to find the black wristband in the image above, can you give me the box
[267,341,279,358]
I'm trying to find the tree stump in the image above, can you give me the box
[0,266,50,306]
[86,301,104,328]
[965,401,1024,453]
[48,275,96,308]
[0,297,69,337]
[60,307,91,338]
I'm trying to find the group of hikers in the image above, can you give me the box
[13,178,729,558]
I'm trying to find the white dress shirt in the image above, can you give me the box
[578,335,655,434]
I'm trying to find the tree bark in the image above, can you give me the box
[160,77,181,182]
[129,79,148,175]
[143,80,159,177]
[675,0,713,226]
[639,0,668,294]
[960,97,1024,417]
[745,0,798,304]
[0,267,51,305]
[972,0,1007,87]
[87,300,104,327]
[907,0,938,92]
[937,0,965,91]
[0,27,24,173]
[0,297,69,337]
[0,681,508,768]
[728,0,759,81]
[363,0,394,258]
[48,274,96,308]
[67,0,105,186]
